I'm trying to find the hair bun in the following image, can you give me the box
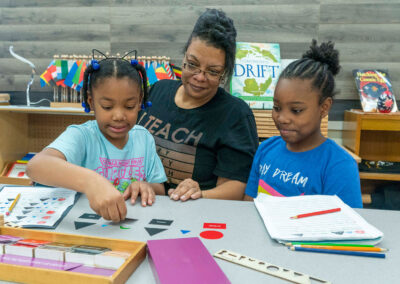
[302,39,340,76]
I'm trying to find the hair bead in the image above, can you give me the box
[91,59,100,70]
[131,59,138,66]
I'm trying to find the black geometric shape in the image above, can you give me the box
[145,227,167,236]
[74,221,95,230]
[22,210,32,214]
[8,198,15,201]
[24,207,33,210]
[79,213,101,220]
[149,219,173,226]
[16,216,27,220]
[332,231,344,235]
[30,203,39,206]
[122,218,138,225]
[40,198,49,202]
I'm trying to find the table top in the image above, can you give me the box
[47,194,400,284]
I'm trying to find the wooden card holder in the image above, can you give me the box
[0,226,146,284]
[0,162,32,186]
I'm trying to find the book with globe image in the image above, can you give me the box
[353,69,398,113]
[231,42,281,109]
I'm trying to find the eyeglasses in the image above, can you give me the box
[182,60,225,82]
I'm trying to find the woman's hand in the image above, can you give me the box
[123,181,156,207]
[168,178,202,201]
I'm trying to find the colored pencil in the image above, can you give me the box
[6,193,21,216]
[290,246,385,258]
[292,245,387,252]
[290,208,341,219]
[284,242,375,247]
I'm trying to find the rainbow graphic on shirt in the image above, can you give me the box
[258,179,305,197]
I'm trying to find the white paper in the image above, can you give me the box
[0,186,78,227]
[254,194,383,243]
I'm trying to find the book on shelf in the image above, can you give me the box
[231,42,281,109]
[254,194,384,245]
[353,69,398,113]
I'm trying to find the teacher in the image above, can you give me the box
[138,9,258,201]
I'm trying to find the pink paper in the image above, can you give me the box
[147,237,230,284]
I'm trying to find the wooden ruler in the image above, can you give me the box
[214,249,331,284]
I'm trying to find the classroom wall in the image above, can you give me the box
[1,0,399,143]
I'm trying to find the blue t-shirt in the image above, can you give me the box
[47,120,167,192]
[245,136,363,208]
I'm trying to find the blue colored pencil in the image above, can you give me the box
[290,246,385,258]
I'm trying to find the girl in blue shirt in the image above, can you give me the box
[244,40,362,208]
[27,52,167,222]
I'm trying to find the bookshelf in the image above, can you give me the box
[0,106,93,185]
[343,109,400,181]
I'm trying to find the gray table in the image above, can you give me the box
[47,194,400,284]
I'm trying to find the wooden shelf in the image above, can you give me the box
[0,106,93,185]
[343,109,400,162]
[359,172,400,181]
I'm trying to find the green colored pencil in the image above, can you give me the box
[284,242,374,247]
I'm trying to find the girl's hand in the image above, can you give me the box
[168,178,202,201]
[123,181,156,207]
[85,182,127,223]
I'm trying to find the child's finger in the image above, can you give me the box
[130,183,140,204]
[147,189,155,206]
[122,188,131,200]
[141,188,148,207]
[168,188,175,196]
[108,204,121,223]
[117,197,127,220]
[100,208,111,221]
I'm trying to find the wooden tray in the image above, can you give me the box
[0,162,32,186]
[0,226,146,284]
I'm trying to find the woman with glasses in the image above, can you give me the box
[138,9,259,201]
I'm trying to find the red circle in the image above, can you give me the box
[200,230,224,240]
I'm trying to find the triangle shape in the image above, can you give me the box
[40,198,49,202]
[181,230,190,234]
[24,207,33,210]
[16,216,27,220]
[332,231,344,235]
[30,203,39,206]
[145,227,167,236]
[8,198,15,201]
[22,210,32,214]
[74,221,95,230]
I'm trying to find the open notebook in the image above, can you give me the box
[254,194,383,245]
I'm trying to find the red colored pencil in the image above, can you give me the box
[290,208,341,219]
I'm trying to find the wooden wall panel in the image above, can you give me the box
[320,4,400,24]
[0,7,110,24]
[0,1,399,121]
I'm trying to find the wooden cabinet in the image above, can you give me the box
[343,109,400,181]
[0,106,93,185]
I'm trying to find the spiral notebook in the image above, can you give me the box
[254,194,383,245]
